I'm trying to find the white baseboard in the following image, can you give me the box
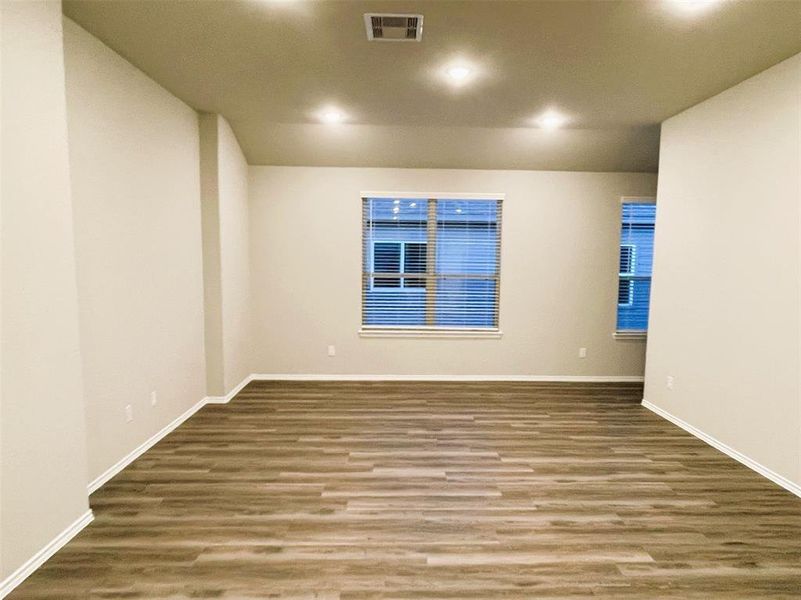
[642,400,801,499]
[0,509,93,598]
[251,373,644,383]
[87,374,255,494]
[87,396,209,494]
[9,373,642,598]
[205,374,255,404]
[86,373,641,494]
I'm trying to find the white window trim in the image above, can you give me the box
[360,326,503,339]
[362,194,502,335]
[362,191,505,201]
[614,197,655,339]
[620,195,656,204]
[612,331,647,341]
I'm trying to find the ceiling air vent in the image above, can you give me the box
[364,13,424,42]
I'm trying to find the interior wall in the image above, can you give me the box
[63,17,206,484]
[199,113,252,396]
[199,113,225,396]
[249,166,657,377]
[217,117,253,392]
[644,53,801,487]
[1,0,90,580]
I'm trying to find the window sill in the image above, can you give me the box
[613,331,647,341]
[359,327,503,339]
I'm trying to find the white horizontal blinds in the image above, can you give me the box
[617,245,635,304]
[362,197,502,329]
[435,200,500,328]
[616,202,656,332]
[363,198,429,326]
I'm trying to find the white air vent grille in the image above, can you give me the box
[364,13,423,42]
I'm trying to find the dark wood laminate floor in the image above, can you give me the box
[9,381,801,599]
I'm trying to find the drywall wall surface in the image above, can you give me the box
[249,166,657,377]
[63,18,206,484]
[645,53,801,487]
[1,0,90,580]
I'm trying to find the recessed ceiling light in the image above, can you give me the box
[440,60,479,88]
[318,108,346,124]
[668,0,722,13]
[436,58,483,89]
[447,65,472,82]
[534,110,569,130]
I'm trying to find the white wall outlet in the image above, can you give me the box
[125,404,133,423]
[578,347,587,359]
[327,345,336,357]
[666,375,675,390]
[150,391,157,407]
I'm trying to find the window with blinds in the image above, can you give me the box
[616,202,656,332]
[617,245,635,306]
[362,196,502,330]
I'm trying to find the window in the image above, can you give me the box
[617,245,635,306]
[402,242,427,288]
[362,196,502,331]
[372,242,401,288]
[371,241,427,289]
[616,201,656,333]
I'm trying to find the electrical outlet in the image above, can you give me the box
[327,345,336,357]
[125,404,133,423]
[666,375,675,390]
[578,347,587,359]
[150,391,157,407]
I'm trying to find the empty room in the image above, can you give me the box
[2,0,801,597]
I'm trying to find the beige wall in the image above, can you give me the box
[249,166,656,377]
[199,113,252,396]
[645,53,801,486]
[1,1,90,580]
[199,114,225,395]
[63,18,206,484]
[217,118,253,391]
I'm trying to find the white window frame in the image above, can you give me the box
[613,196,655,341]
[360,191,505,339]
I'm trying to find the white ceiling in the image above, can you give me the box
[63,0,801,172]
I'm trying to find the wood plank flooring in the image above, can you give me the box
[9,381,801,599]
